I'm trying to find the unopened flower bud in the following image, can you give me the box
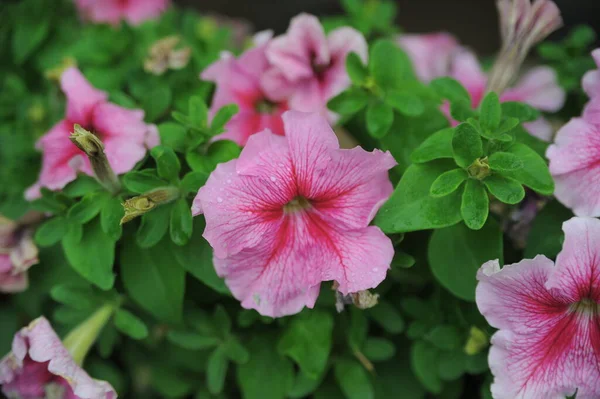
[63,303,115,365]
[464,326,489,355]
[488,0,562,94]
[467,157,491,180]
[121,186,180,224]
[144,36,191,75]
[70,124,121,194]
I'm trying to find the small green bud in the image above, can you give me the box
[464,326,489,355]
[467,157,491,180]
[120,186,180,224]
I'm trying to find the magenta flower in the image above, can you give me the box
[201,32,289,146]
[263,14,368,121]
[192,111,396,317]
[476,217,600,399]
[75,0,169,26]
[0,214,40,294]
[0,317,116,399]
[26,67,158,200]
[398,33,565,141]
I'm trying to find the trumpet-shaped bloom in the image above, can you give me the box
[398,33,565,141]
[192,111,396,317]
[263,14,368,120]
[0,317,116,399]
[201,32,289,146]
[0,214,40,293]
[26,67,158,200]
[476,217,600,399]
[75,0,169,26]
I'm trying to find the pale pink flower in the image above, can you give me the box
[0,317,117,399]
[201,32,289,146]
[26,67,158,200]
[75,0,169,26]
[398,34,565,141]
[476,217,600,399]
[396,32,459,83]
[263,14,368,121]
[582,49,600,99]
[192,111,396,317]
[0,214,40,293]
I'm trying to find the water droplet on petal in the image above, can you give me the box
[372,267,379,272]
[270,176,276,182]
[226,179,232,184]
[217,197,223,203]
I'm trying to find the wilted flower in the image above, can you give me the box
[75,0,169,26]
[0,311,117,398]
[488,0,563,94]
[201,32,289,146]
[26,67,159,200]
[263,14,368,122]
[398,33,565,141]
[476,217,600,398]
[144,36,191,76]
[192,111,396,317]
[0,213,41,294]
[120,186,180,224]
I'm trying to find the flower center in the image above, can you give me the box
[571,298,600,316]
[283,196,311,214]
[255,98,277,114]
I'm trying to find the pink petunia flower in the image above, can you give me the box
[26,67,158,200]
[192,111,396,317]
[582,49,600,99]
[263,13,368,122]
[0,213,40,293]
[0,317,117,399]
[476,217,600,399]
[398,33,565,141]
[201,32,289,146]
[75,0,169,26]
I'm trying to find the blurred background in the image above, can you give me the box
[177,0,600,55]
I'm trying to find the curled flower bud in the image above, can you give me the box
[464,326,489,355]
[488,0,563,94]
[144,36,191,76]
[121,186,180,224]
[70,124,122,194]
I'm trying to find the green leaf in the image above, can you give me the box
[430,169,468,197]
[483,175,525,204]
[461,179,489,230]
[488,152,524,172]
[151,146,181,182]
[334,358,374,399]
[68,191,110,224]
[173,217,229,294]
[238,336,294,399]
[100,197,123,240]
[278,311,333,379]
[167,330,220,350]
[366,102,394,138]
[213,305,232,336]
[425,325,462,351]
[479,92,501,131]
[437,350,467,381]
[211,104,239,134]
[386,91,425,116]
[180,171,208,194]
[410,128,454,163]
[143,85,172,122]
[501,102,539,122]
[35,217,68,247]
[367,300,405,334]
[430,77,470,104]
[120,236,185,323]
[370,40,415,90]
[136,203,172,248]
[62,218,116,290]
[525,200,573,259]
[114,309,149,340]
[429,217,503,301]
[224,337,250,364]
[452,123,483,168]
[501,143,554,195]
[169,198,193,246]
[449,99,476,122]
[50,284,97,310]
[189,96,208,129]
[375,160,462,233]
[206,140,242,165]
[327,89,370,115]
[346,52,369,84]
[158,122,187,153]
[12,0,50,64]
[63,176,102,198]
[122,170,168,194]
[288,370,326,399]
[207,346,229,394]
[411,341,442,394]
[363,338,396,362]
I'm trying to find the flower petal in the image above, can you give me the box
[397,32,459,82]
[582,48,600,99]
[503,66,565,112]
[61,67,107,127]
[123,0,169,25]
